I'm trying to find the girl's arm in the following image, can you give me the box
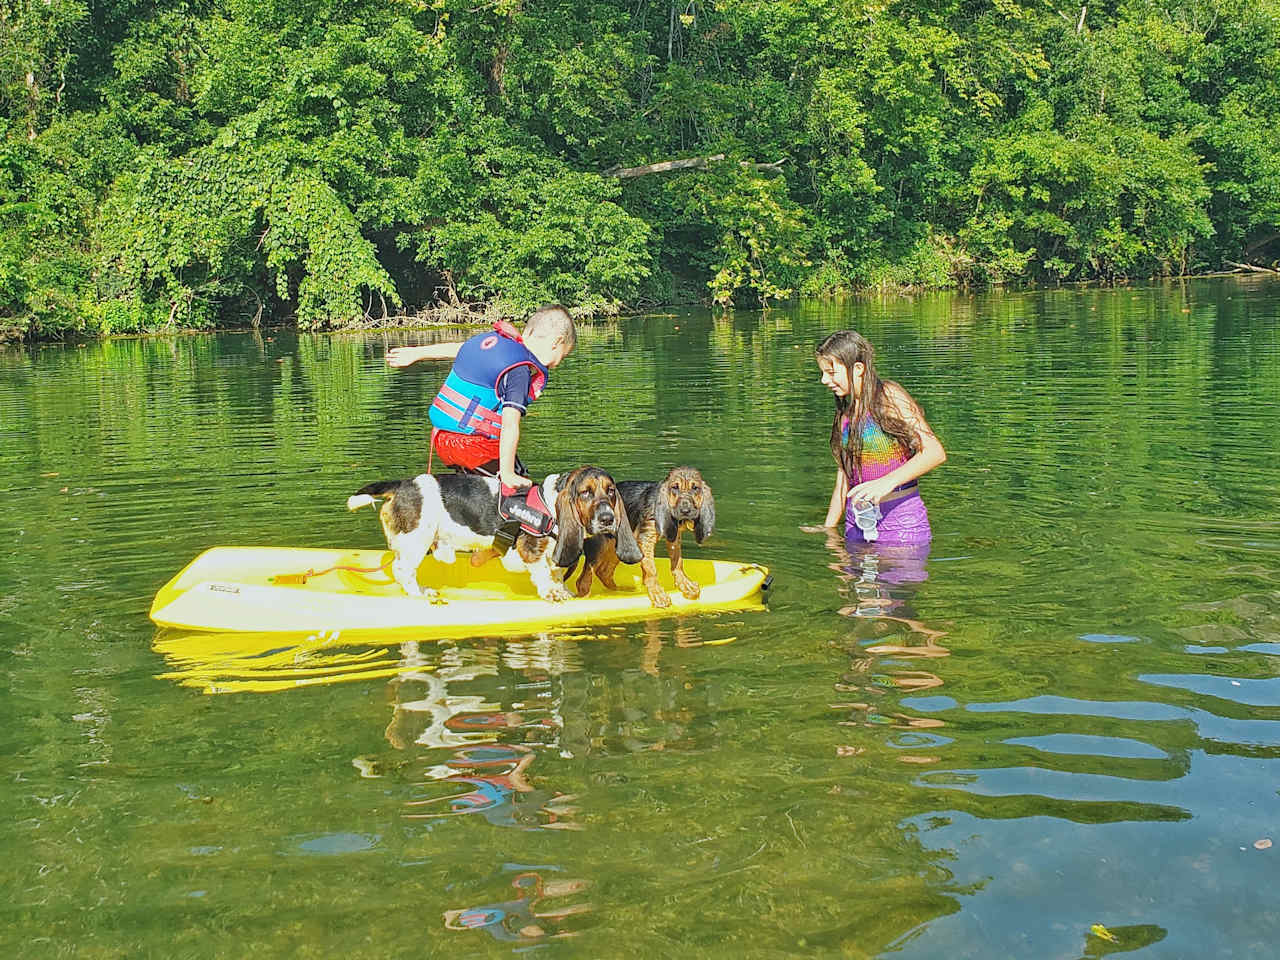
[849,384,946,504]
[824,465,848,527]
[386,342,463,368]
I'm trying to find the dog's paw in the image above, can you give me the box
[541,583,574,603]
[647,586,672,608]
[674,573,701,600]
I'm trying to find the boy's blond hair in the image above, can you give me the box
[525,304,576,350]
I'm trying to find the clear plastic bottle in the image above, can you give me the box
[850,498,881,541]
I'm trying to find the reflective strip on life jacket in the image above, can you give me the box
[433,381,504,437]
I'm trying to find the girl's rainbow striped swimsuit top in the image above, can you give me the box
[842,415,911,482]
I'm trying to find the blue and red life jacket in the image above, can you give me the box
[429,323,549,439]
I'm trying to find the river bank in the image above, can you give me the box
[5,270,1277,346]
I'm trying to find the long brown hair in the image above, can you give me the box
[818,330,920,483]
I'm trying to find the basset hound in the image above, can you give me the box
[348,467,642,602]
[574,466,715,607]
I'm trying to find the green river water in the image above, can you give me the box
[3,278,1279,958]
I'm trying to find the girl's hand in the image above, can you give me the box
[847,476,898,506]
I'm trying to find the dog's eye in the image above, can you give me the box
[578,490,591,500]
[689,484,700,493]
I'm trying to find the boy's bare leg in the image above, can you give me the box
[470,546,501,567]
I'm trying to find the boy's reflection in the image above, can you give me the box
[444,870,592,943]
[406,739,581,830]
[383,641,581,830]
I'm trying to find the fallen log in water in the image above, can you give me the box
[1226,260,1280,274]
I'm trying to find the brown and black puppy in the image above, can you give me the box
[546,467,643,576]
[574,466,715,607]
[347,466,639,602]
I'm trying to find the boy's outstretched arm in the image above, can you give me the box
[386,343,463,368]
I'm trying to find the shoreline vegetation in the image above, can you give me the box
[4,0,1279,342]
[6,270,1276,347]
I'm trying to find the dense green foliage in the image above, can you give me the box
[2,0,1278,334]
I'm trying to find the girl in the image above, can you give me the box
[816,330,946,546]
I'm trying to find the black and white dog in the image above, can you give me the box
[347,467,642,602]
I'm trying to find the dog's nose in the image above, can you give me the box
[598,509,616,527]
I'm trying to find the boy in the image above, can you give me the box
[387,304,576,531]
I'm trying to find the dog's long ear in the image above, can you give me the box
[694,480,716,544]
[655,479,679,542]
[552,471,585,569]
[611,485,644,565]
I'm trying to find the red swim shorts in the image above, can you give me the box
[431,428,501,471]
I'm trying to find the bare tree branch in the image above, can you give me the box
[603,155,787,179]
[1242,232,1280,259]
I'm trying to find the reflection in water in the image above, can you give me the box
[443,869,592,943]
[383,641,582,830]
[894,568,1280,954]
[405,741,581,830]
[823,530,951,762]
[294,832,379,855]
[1077,923,1168,958]
[154,628,412,694]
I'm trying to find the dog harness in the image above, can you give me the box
[429,323,549,439]
[493,483,557,550]
[499,484,555,536]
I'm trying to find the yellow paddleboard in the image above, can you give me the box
[149,546,770,635]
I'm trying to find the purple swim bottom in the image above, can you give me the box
[845,491,932,548]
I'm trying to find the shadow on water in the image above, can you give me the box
[3,276,1280,957]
